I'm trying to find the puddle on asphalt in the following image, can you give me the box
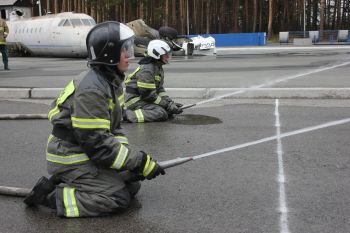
[171,114,222,125]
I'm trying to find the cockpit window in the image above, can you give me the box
[63,19,72,27]
[89,19,96,26]
[58,19,65,26]
[71,19,83,26]
[81,19,91,26]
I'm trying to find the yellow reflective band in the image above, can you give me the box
[46,134,54,146]
[57,80,75,105]
[71,117,110,129]
[107,98,115,111]
[143,155,156,177]
[125,66,141,84]
[154,75,161,82]
[46,152,90,164]
[154,96,161,104]
[111,145,129,169]
[137,81,156,89]
[159,92,168,97]
[115,136,128,145]
[125,97,140,108]
[142,155,150,175]
[63,187,79,217]
[48,106,60,121]
[118,94,125,107]
[135,109,144,123]
[48,80,75,121]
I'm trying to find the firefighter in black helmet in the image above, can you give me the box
[24,21,165,218]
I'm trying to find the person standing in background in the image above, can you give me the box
[0,16,9,70]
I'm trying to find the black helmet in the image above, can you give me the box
[86,21,135,66]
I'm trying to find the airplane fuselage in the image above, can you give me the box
[6,12,95,58]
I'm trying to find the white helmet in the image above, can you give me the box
[147,39,171,59]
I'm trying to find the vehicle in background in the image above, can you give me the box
[6,10,95,57]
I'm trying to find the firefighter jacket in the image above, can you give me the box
[0,19,9,45]
[124,60,172,109]
[46,66,145,177]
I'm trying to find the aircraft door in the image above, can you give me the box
[51,18,73,56]
[51,18,88,57]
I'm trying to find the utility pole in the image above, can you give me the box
[123,0,126,23]
[303,0,306,37]
[186,0,189,35]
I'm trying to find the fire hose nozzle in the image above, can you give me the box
[180,104,196,110]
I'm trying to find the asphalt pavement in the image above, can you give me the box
[0,46,350,233]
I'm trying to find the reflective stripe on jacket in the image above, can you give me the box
[46,67,143,174]
[124,62,169,108]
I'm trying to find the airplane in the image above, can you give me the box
[6,10,95,58]
[5,10,216,58]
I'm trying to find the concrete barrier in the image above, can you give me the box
[279,32,289,44]
[293,38,313,46]
[31,88,62,98]
[209,88,350,99]
[309,31,319,43]
[2,88,350,99]
[338,30,348,42]
[0,88,30,98]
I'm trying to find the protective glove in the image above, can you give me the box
[159,98,170,109]
[175,102,183,108]
[137,151,166,180]
[167,102,183,114]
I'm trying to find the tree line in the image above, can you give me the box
[35,0,350,38]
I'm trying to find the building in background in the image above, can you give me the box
[0,0,32,19]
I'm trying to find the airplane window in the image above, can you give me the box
[39,28,42,32]
[81,19,91,26]
[71,19,83,26]
[58,19,65,26]
[31,28,33,33]
[89,19,96,25]
[35,28,37,33]
[26,28,28,33]
[63,20,72,27]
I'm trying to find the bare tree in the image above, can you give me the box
[320,0,325,31]
[252,0,257,32]
[268,0,274,39]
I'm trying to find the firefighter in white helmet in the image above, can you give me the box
[23,21,165,217]
[123,39,183,123]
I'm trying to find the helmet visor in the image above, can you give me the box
[121,38,135,60]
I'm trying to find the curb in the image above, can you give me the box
[2,87,350,99]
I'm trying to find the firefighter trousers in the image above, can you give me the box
[51,167,141,218]
[124,101,169,123]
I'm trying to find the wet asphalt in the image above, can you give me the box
[0,47,350,233]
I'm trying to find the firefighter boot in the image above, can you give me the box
[4,62,9,70]
[23,175,60,207]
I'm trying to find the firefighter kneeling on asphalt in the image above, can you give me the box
[123,39,183,123]
[23,21,165,218]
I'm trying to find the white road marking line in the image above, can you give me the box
[275,99,290,233]
[192,117,350,160]
[195,61,350,106]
